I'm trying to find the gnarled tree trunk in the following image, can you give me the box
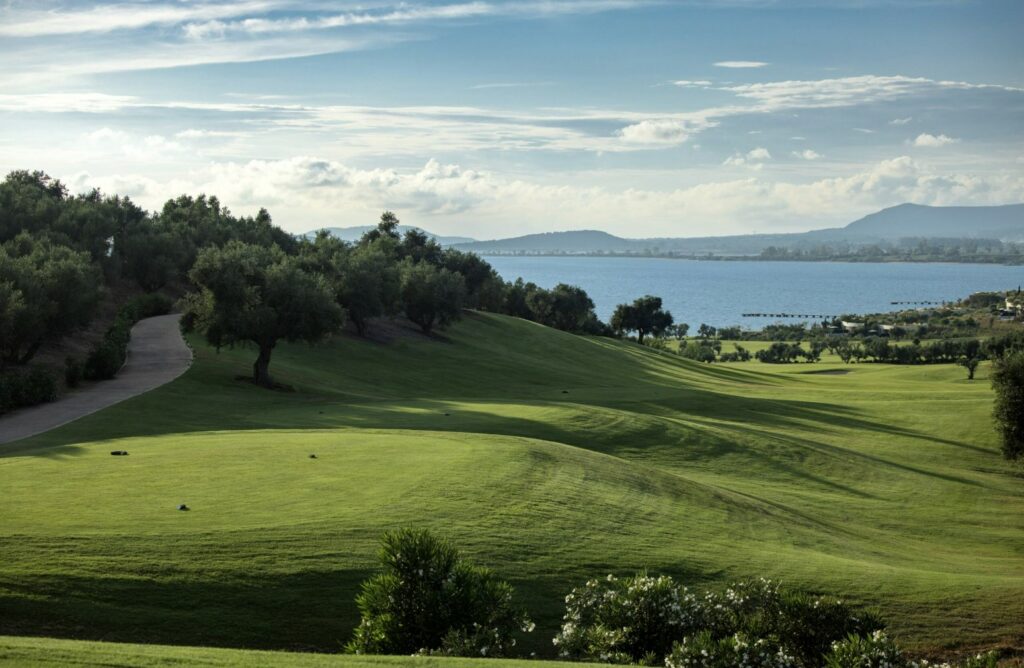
[253,343,275,388]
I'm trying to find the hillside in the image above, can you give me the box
[307,225,475,246]
[1,313,1022,658]
[843,203,1024,240]
[452,203,1024,255]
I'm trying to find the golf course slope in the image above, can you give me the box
[1,312,1021,659]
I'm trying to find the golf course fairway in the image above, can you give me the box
[1,312,1021,659]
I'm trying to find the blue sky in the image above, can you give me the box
[1,0,1022,238]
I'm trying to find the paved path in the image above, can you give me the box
[0,314,192,445]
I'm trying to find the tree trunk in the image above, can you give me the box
[253,343,275,388]
[637,329,646,344]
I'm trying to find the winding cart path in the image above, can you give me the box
[0,314,192,445]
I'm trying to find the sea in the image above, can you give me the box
[485,256,1024,328]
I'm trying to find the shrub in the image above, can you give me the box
[84,315,133,380]
[991,351,1024,459]
[128,292,173,319]
[0,366,57,415]
[553,573,706,664]
[64,356,82,388]
[824,631,908,668]
[554,576,882,667]
[679,340,719,363]
[347,529,531,657]
[667,630,798,668]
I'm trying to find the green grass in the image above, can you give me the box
[1,312,1022,660]
[0,635,577,667]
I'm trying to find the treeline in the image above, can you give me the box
[182,214,606,387]
[0,170,607,401]
[759,237,1024,264]
[343,528,996,667]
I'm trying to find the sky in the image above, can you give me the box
[1,0,1022,239]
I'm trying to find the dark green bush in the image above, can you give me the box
[0,366,57,415]
[64,356,82,388]
[83,313,134,381]
[127,293,173,319]
[347,528,531,657]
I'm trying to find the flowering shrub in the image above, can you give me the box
[824,630,907,668]
[346,529,531,657]
[825,632,1000,668]
[553,576,884,667]
[666,630,798,668]
[553,573,706,664]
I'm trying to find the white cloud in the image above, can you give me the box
[672,80,712,87]
[911,133,959,147]
[721,75,1023,111]
[0,93,138,113]
[0,1,282,37]
[0,1,653,39]
[617,119,708,146]
[714,61,768,68]
[724,147,772,169]
[792,149,821,160]
[853,128,875,134]
[174,129,248,139]
[889,116,913,125]
[67,155,1024,237]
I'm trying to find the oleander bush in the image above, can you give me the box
[666,630,797,668]
[553,573,708,664]
[554,576,883,667]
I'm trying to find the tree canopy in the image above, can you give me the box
[184,241,343,387]
[611,295,674,344]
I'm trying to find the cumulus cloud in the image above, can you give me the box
[792,149,821,160]
[68,154,1024,236]
[617,119,708,146]
[714,61,768,68]
[911,133,959,147]
[724,147,772,168]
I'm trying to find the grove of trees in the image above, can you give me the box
[0,169,613,401]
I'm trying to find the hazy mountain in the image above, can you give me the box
[452,203,1024,255]
[842,203,1024,240]
[306,225,476,246]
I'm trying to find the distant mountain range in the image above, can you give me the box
[451,203,1024,256]
[306,203,1024,257]
[307,225,476,246]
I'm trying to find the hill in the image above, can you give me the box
[452,203,1024,255]
[1,313,1022,658]
[307,225,475,246]
[843,203,1024,240]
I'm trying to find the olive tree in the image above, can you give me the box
[184,241,343,388]
[0,234,101,367]
[611,295,674,344]
[400,261,466,334]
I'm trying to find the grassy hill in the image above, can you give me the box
[1,312,1022,660]
[0,635,575,667]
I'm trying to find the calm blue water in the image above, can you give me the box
[486,257,1024,327]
